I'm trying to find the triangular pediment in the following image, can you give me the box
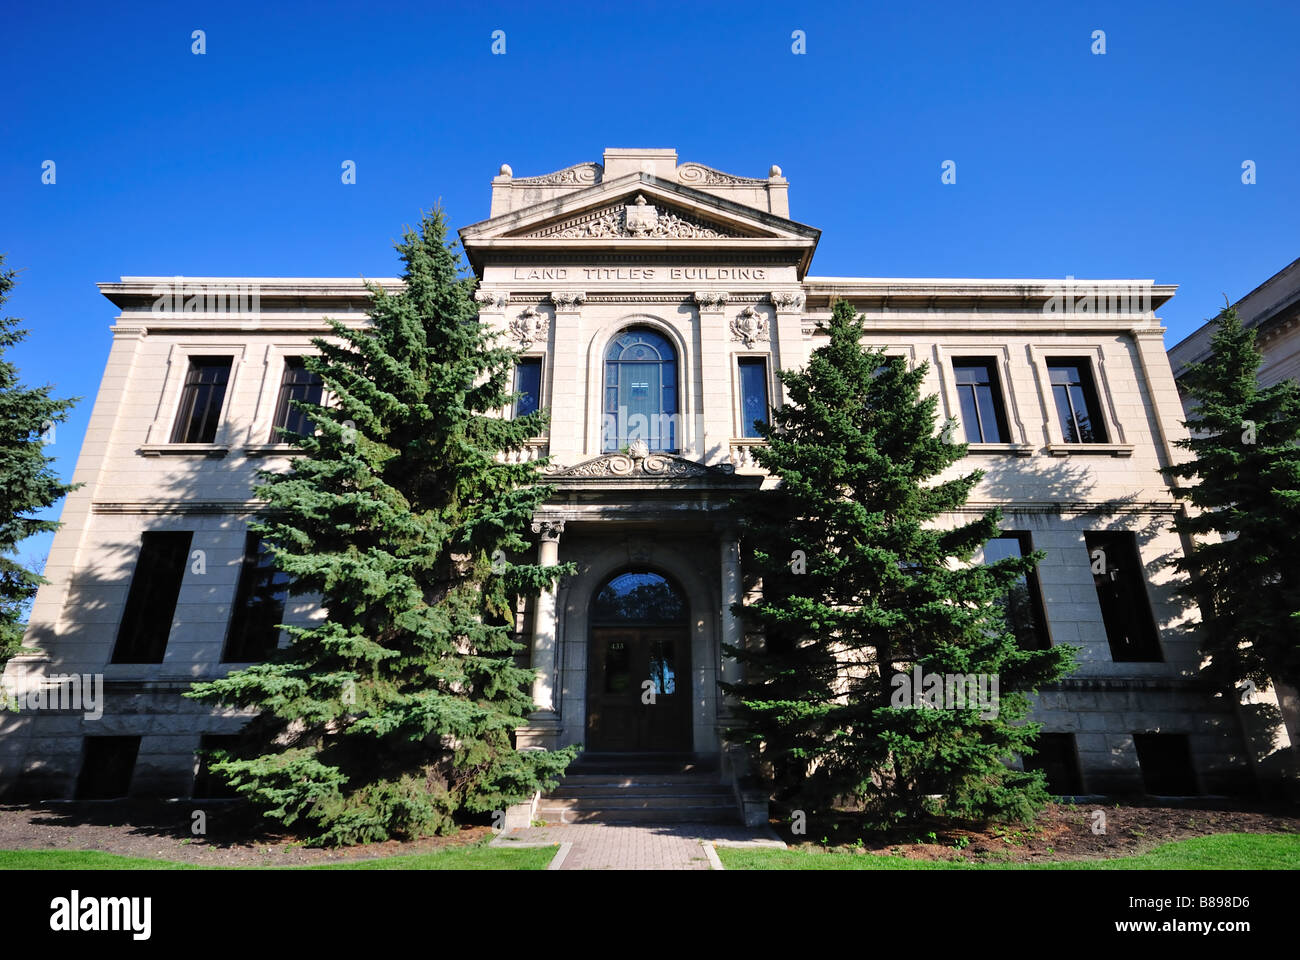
[513,194,756,241]
[460,173,819,247]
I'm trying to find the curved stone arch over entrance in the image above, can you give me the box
[554,539,720,755]
[583,313,698,459]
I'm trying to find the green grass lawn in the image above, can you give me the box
[0,843,557,871]
[718,833,1300,870]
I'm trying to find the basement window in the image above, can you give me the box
[1022,733,1083,795]
[76,736,141,800]
[1133,733,1198,795]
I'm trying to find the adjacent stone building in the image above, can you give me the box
[0,148,1272,806]
[1167,255,1300,785]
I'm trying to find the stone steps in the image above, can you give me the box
[540,752,738,824]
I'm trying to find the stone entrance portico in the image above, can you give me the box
[513,453,758,765]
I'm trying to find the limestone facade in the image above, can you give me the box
[0,148,1271,801]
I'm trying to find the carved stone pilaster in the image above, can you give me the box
[769,290,806,312]
[473,289,509,310]
[548,290,587,310]
[693,290,731,310]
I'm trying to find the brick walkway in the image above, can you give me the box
[491,822,780,870]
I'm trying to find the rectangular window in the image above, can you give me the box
[76,736,141,799]
[983,532,1051,649]
[192,734,242,799]
[111,531,193,663]
[737,358,770,439]
[1022,733,1083,795]
[953,358,1009,443]
[1133,733,1198,795]
[514,357,542,419]
[223,533,290,662]
[1047,358,1107,443]
[170,356,233,444]
[270,357,323,442]
[1084,531,1162,662]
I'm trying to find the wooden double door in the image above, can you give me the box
[586,627,692,752]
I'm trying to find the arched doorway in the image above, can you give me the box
[585,570,692,752]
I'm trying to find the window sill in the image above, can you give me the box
[138,443,230,458]
[245,443,302,457]
[966,442,1034,456]
[1046,443,1134,457]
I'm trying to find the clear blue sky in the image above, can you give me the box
[3,0,1297,563]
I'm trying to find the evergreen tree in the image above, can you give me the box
[1162,305,1300,694]
[0,258,79,664]
[723,299,1075,827]
[188,210,576,845]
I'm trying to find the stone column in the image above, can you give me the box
[719,528,744,696]
[528,519,565,715]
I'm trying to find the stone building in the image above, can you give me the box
[1167,256,1300,783]
[0,148,1272,808]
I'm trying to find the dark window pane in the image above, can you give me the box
[514,358,542,419]
[1023,733,1083,794]
[171,357,232,443]
[648,639,677,694]
[604,638,631,693]
[111,531,192,663]
[1048,359,1107,443]
[223,533,290,662]
[1085,531,1162,661]
[591,572,686,624]
[984,533,1050,649]
[270,357,323,441]
[76,736,140,799]
[1134,733,1197,795]
[954,360,1007,443]
[738,358,769,439]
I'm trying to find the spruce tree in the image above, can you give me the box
[1162,305,1300,694]
[187,209,576,845]
[723,299,1075,827]
[0,258,79,664]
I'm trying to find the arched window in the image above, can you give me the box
[591,570,687,624]
[603,328,678,453]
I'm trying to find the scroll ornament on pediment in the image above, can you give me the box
[514,162,603,186]
[677,162,767,186]
[730,304,770,347]
[509,306,549,348]
[526,195,739,240]
[553,445,734,479]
